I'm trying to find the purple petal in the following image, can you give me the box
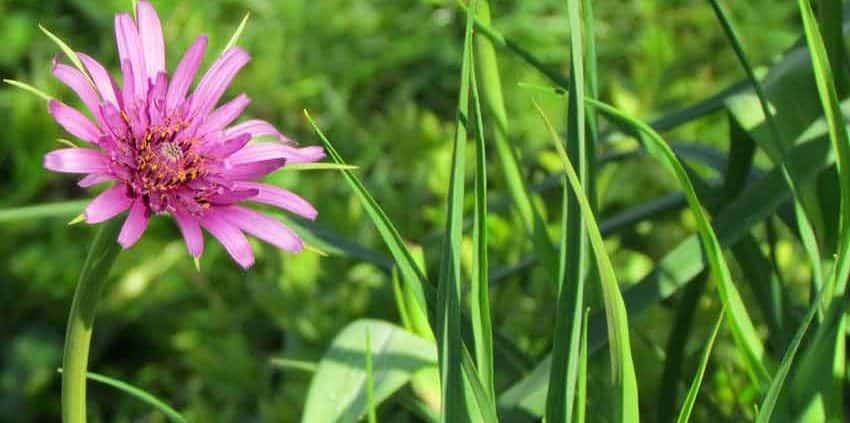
[99,102,130,139]
[200,211,254,268]
[79,53,121,107]
[201,133,252,158]
[224,119,293,143]
[52,60,103,125]
[166,35,208,113]
[225,158,287,180]
[49,100,103,144]
[174,212,204,257]
[234,181,318,220]
[136,0,165,77]
[120,59,137,107]
[115,13,147,98]
[189,47,251,117]
[208,188,259,205]
[44,148,109,173]
[147,72,169,125]
[218,205,304,252]
[197,94,250,136]
[78,173,113,188]
[85,184,133,223]
[118,200,150,248]
[228,143,326,165]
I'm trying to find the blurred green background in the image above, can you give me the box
[1,0,799,421]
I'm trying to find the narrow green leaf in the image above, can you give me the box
[815,0,850,98]
[546,0,590,420]
[707,0,825,321]
[469,45,495,403]
[674,307,725,423]
[281,163,359,171]
[223,13,250,52]
[0,201,87,223]
[584,96,771,386]
[268,358,318,373]
[573,308,589,423]
[756,277,836,422]
[3,79,53,102]
[436,1,477,419]
[472,0,559,287]
[536,102,639,422]
[39,25,92,86]
[58,369,186,423]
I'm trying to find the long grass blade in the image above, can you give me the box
[574,308,590,423]
[39,25,92,86]
[469,45,495,402]
[545,0,590,420]
[707,0,826,320]
[223,13,251,52]
[472,0,559,287]
[536,102,639,422]
[58,370,186,423]
[584,96,771,386]
[436,0,478,419]
[3,79,53,102]
[674,307,725,423]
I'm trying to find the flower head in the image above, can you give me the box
[43,1,324,268]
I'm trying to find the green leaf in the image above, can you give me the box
[302,320,437,423]
[3,79,52,102]
[586,97,771,386]
[366,328,377,423]
[436,1,477,419]
[674,307,725,423]
[536,102,639,422]
[500,133,835,420]
[39,25,92,86]
[0,201,87,223]
[573,308,589,423]
[545,0,591,421]
[223,12,251,52]
[469,41,495,403]
[60,370,186,423]
[472,0,559,290]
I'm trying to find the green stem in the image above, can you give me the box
[62,220,122,423]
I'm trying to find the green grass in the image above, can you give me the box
[2,1,846,422]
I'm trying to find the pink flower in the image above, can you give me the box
[43,1,324,268]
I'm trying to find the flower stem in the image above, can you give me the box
[62,219,122,423]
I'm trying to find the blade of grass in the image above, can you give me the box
[0,200,87,223]
[3,79,52,102]
[223,13,250,52]
[269,358,318,373]
[436,0,478,419]
[815,0,850,98]
[57,369,186,423]
[674,307,725,423]
[536,101,639,422]
[573,308,590,423]
[707,0,826,320]
[472,0,559,285]
[585,96,771,386]
[545,0,590,420]
[39,25,92,86]
[657,275,708,423]
[469,47,495,402]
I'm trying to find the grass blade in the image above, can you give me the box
[545,0,590,421]
[674,307,725,423]
[223,13,250,52]
[574,308,589,423]
[707,0,826,321]
[39,25,92,86]
[3,79,52,102]
[536,102,640,422]
[0,201,87,223]
[436,0,478,419]
[585,96,771,386]
[469,44,495,402]
[472,0,559,287]
[59,370,186,423]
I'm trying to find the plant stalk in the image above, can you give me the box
[62,220,122,423]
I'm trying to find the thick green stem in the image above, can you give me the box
[62,220,122,423]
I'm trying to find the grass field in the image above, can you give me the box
[1,0,847,422]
